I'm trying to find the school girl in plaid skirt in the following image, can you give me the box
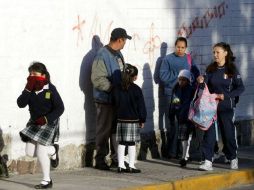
[17,62,64,189]
[113,64,147,173]
[169,70,195,167]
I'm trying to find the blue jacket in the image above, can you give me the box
[159,53,200,96]
[92,46,124,104]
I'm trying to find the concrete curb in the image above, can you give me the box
[120,168,254,190]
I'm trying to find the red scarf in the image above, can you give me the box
[34,76,47,91]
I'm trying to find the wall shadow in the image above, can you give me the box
[79,35,103,167]
[153,42,170,158]
[138,63,160,160]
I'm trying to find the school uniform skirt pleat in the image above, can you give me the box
[116,122,140,142]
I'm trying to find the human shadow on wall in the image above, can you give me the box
[153,42,169,158]
[137,63,160,160]
[79,35,103,167]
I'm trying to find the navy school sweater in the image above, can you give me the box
[113,83,147,123]
[17,83,64,125]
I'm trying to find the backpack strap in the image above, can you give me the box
[187,53,192,69]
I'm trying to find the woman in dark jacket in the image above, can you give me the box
[197,42,245,171]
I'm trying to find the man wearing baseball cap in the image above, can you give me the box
[91,27,131,170]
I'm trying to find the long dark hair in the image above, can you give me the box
[206,42,236,77]
[28,61,50,82]
[121,64,138,90]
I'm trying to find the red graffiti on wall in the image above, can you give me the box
[143,23,161,67]
[72,15,86,47]
[128,33,140,51]
[178,1,228,38]
[89,14,113,43]
[102,21,114,43]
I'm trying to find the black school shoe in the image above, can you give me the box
[117,167,129,173]
[128,167,141,173]
[51,144,59,168]
[94,163,110,170]
[179,159,187,167]
[34,180,53,189]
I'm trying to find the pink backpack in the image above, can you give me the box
[188,83,218,130]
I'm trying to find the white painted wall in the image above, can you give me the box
[0,0,253,159]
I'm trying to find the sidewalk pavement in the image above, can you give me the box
[1,146,254,190]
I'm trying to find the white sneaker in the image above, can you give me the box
[230,158,238,170]
[199,160,213,171]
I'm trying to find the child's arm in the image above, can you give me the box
[44,86,65,125]
[17,76,36,108]
[17,90,32,108]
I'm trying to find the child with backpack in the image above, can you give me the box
[169,69,195,167]
[113,64,147,173]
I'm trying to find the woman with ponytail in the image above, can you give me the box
[197,42,245,171]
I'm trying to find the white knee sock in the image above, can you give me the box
[117,144,126,169]
[36,144,51,182]
[25,142,36,157]
[48,145,56,160]
[181,141,188,160]
[128,145,136,169]
[182,134,192,160]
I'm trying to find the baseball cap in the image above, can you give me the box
[111,28,132,40]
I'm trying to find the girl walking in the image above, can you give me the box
[17,62,64,188]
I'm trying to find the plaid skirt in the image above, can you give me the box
[116,122,140,142]
[19,119,59,146]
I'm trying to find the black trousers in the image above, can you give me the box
[219,110,237,160]
[202,109,237,161]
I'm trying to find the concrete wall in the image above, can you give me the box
[0,0,254,170]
